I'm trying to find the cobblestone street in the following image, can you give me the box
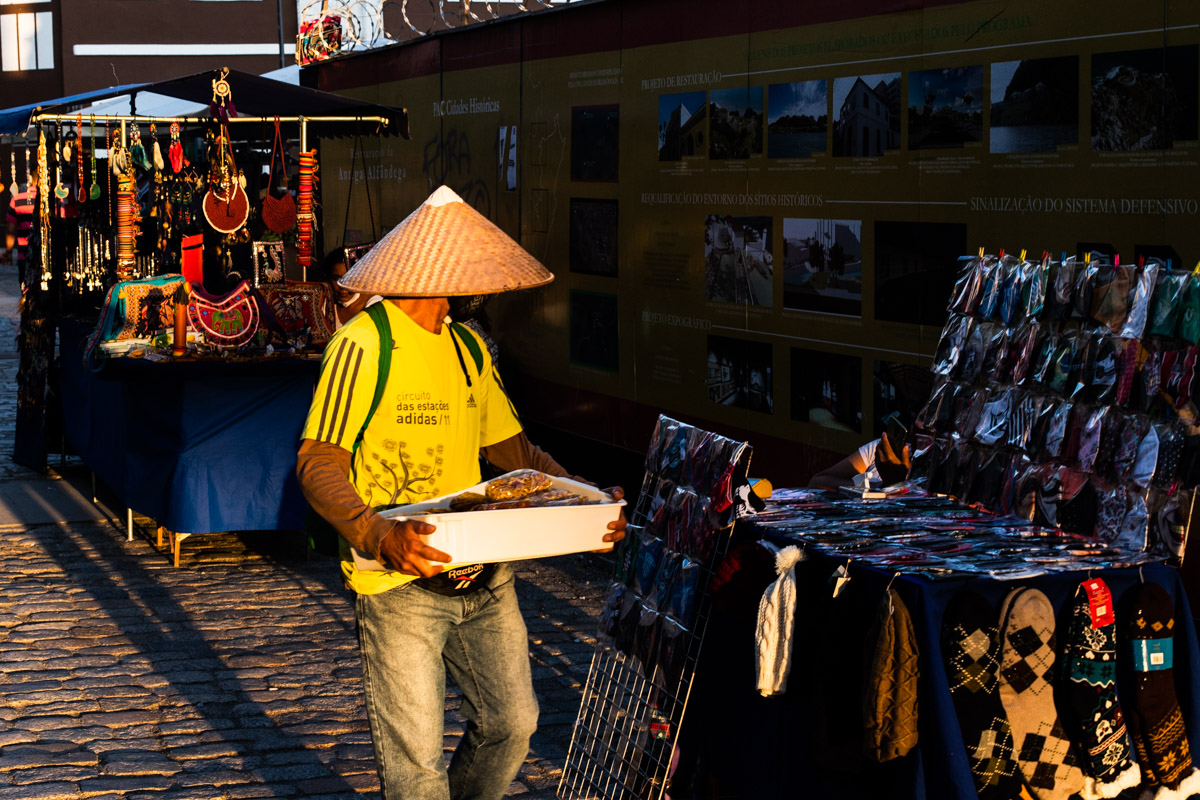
[0,262,615,799]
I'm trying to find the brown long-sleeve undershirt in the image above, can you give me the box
[296,432,573,561]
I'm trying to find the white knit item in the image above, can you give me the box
[1139,767,1200,800]
[1082,761,1140,800]
[755,546,805,697]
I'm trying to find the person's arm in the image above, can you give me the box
[297,440,450,577]
[480,431,626,547]
[808,447,873,490]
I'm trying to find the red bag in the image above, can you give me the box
[181,233,204,285]
[187,281,260,346]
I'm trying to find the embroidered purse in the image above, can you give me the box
[261,119,296,234]
[83,274,186,369]
[187,280,260,346]
[259,282,335,344]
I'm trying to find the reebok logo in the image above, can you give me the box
[467,393,476,408]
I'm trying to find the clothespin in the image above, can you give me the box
[1114,254,1120,267]
[1139,566,1145,584]
[884,572,899,615]
[978,246,985,259]
[1019,249,1027,262]
[1085,251,1091,265]
[1191,261,1200,278]
[999,248,1006,259]
[831,558,852,598]
[1138,255,1146,268]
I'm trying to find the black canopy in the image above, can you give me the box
[0,68,408,138]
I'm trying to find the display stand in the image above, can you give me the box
[560,416,751,800]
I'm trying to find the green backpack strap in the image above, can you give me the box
[307,302,393,556]
[357,302,393,454]
[449,321,484,375]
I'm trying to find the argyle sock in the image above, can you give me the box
[942,591,1035,800]
[997,587,1085,800]
[1060,579,1141,799]
[1124,581,1200,800]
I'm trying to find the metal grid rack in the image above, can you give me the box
[559,417,751,800]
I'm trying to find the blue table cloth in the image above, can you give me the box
[689,531,1200,800]
[59,320,319,533]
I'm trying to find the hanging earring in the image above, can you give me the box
[150,123,165,172]
[129,124,150,172]
[88,116,101,201]
[169,122,184,174]
[77,114,86,203]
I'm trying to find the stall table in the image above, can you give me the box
[59,320,319,563]
[682,516,1200,800]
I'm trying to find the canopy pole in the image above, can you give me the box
[300,116,308,282]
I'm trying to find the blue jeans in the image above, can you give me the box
[356,563,539,800]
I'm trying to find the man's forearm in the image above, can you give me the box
[296,439,394,559]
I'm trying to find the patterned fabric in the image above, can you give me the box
[1060,579,1140,799]
[998,587,1085,800]
[1124,581,1200,795]
[863,588,919,763]
[942,591,1034,800]
[260,282,335,344]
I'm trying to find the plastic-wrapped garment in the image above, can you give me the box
[651,550,682,611]
[1028,398,1060,458]
[951,442,977,501]
[1177,275,1200,344]
[1047,337,1082,397]
[1089,335,1119,403]
[977,259,1003,319]
[1153,422,1184,490]
[668,558,700,628]
[1131,425,1160,488]
[1049,257,1078,321]
[1149,269,1190,338]
[1076,406,1107,473]
[932,314,972,376]
[974,388,1013,445]
[1115,491,1150,552]
[1021,257,1048,320]
[1091,264,1133,334]
[615,589,642,655]
[635,604,661,671]
[1011,323,1040,385]
[1045,401,1073,459]
[1112,414,1149,482]
[968,450,1007,510]
[915,380,951,433]
[1013,463,1042,521]
[1096,483,1129,544]
[982,326,1012,384]
[997,256,1024,326]
[1164,344,1197,408]
[1114,337,1140,406]
[956,323,987,384]
[1094,409,1122,478]
[1119,261,1162,339]
[1074,261,1100,320]
[1139,346,1166,413]
[1031,328,1060,384]
[1007,391,1041,451]
[1149,488,1189,563]
[1060,403,1086,464]
[633,533,665,598]
[955,391,987,441]
[597,583,627,643]
[1034,466,1064,527]
[655,617,689,691]
[949,257,985,314]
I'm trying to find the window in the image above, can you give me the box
[1,10,52,71]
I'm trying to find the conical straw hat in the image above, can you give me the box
[338,185,554,297]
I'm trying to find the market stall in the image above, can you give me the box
[562,248,1200,800]
[2,68,407,561]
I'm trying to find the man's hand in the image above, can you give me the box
[593,486,628,553]
[377,519,451,578]
[875,432,912,487]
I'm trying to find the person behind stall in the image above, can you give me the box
[809,431,911,490]
[321,248,375,328]
[296,185,626,800]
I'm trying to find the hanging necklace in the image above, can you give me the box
[25,145,33,197]
[8,150,15,196]
[53,120,69,201]
[77,114,86,203]
[89,116,100,201]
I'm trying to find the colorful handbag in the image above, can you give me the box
[259,281,335,344]
[83,274,186,369]
[261,118,296,234]
[187,280,260,346]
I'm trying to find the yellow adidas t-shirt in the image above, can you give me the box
[301,302,523,594]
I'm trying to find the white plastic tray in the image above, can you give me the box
[351,472,625,571]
